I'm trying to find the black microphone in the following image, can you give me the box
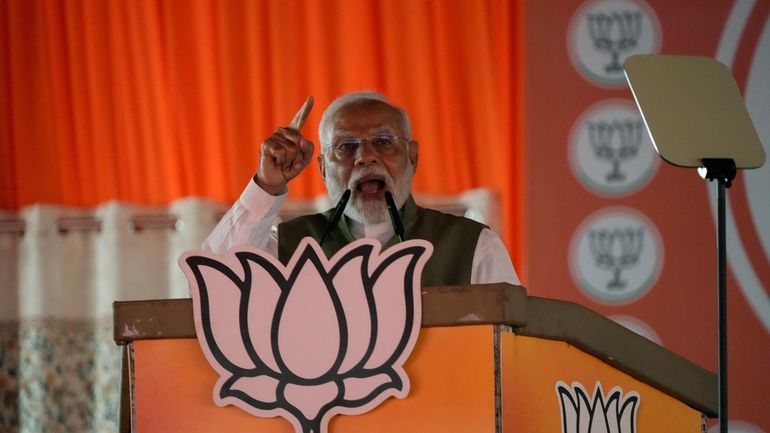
[384,191,405,242]
[319,189,351,245]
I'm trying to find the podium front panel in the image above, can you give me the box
[119,291,713,432]
[501,333,702,432]
[133,325,497,433]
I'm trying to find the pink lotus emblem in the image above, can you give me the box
[179,238,433,433]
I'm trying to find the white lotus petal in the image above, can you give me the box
[245,257,284,373]
[195,264,254,370]
[229,375,279,403]
[278,258,340,379]
[333,255,371,373]
[342,374,392,401]
[364,254,415,369]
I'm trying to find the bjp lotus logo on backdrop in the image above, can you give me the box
[569,100,660,197]
[569,207,663,305]
[556,381,640,433]
[568,0,661,87]
[179,238,433,433]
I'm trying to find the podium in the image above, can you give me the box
[114,284,716,432]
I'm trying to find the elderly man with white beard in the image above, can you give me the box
[203,91,520,286]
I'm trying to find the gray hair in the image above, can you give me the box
[318,91,412,152]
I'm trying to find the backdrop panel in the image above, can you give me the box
[524,1,770,431]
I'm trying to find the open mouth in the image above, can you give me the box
[355,175,386,196]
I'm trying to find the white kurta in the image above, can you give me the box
[203,181,520,285]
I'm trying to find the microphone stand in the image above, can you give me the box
[319,189,351,246]
[384,191,405,242]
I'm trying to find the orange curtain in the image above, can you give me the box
[0,0,525,270]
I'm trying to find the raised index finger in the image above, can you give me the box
[289,96,314,131]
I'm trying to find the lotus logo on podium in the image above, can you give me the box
[180,238,433,433]
[556,381,640,433]
[568,0,661,86]
[570,208,663,304]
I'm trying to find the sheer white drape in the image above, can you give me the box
[0,190,495,433]
[0,199,226,433]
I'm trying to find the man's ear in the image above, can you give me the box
[317,154,326,180]
[408,140,419,171]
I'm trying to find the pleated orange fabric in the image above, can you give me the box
[0,0,525,270]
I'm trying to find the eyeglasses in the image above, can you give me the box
[331,134,408,158]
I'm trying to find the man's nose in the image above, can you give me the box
[354,140,379,166]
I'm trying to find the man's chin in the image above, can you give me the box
[345,197,389,225]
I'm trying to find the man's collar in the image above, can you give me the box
[328,194,419,243]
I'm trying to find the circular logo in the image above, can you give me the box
[568,0,662,87]
[714,4,770,335]
[569,207,663,304]
[569,100,660,196]
[608,314,662,345]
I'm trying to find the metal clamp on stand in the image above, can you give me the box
[699,158,737,187]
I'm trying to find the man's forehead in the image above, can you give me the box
[331,125,397,138]
[331,100,404,132]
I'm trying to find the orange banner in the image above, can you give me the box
[523,1,770,431]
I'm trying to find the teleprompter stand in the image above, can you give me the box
[624,55,766,433]
[700,157,735,433]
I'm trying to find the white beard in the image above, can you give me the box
[325,162,414,225]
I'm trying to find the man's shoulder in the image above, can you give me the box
[278,211,329,229]
[415,205,488,230]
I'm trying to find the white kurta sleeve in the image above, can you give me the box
[470,228,521,285]
[202,180,282,256]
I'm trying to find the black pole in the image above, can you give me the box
[700,158,735,433]
[717,180,728,433]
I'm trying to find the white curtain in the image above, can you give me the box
[0,191,496,433]
[0,198,225,433]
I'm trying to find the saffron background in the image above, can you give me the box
[1,0,769,432]
[0,0,525,265]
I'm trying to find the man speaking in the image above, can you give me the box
[203,92,519,286]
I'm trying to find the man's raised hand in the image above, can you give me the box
[254,96,315,195]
